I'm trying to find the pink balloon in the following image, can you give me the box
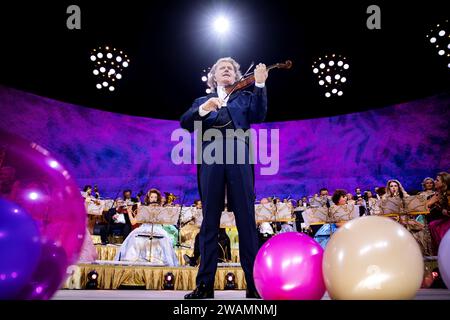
[0,129,86,299]
[253,232,326,300]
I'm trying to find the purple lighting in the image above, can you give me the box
[0,86,448,202]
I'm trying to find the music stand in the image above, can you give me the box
[135,205,179,263]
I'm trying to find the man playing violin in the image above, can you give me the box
[180,57,268,299]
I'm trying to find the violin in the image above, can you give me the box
[224,60,292,96]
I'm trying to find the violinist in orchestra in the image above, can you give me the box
[180,57,268,299]
[103,197,133,244]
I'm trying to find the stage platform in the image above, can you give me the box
[53,289,450,300]
[94,244,241,263]
[64,263,247,290]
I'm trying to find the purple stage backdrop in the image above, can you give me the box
[0,85,448,203]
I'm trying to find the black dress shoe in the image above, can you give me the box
[246,289,262,299]
[184,283,214,299]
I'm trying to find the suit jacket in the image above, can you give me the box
[180,86,267,133]
[179,86,268,211]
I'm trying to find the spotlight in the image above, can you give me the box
[163,272,175,290]
[86,270,98,289]
[205,88,212,94]
[214,16,230,34]
[225,272,236,290]
[201,75,208,82]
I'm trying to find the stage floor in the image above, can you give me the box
[53,289,450,300]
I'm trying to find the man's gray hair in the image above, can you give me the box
[207,57,242,92]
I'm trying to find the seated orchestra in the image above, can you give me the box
[79,172,450,265]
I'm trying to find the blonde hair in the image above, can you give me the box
[207,57,242,92]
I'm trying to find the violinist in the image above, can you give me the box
[180,57,268,299]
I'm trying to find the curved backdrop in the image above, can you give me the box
[0,85,448,202]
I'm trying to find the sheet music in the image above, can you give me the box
[135,205,179,224]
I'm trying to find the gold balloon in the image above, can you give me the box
[323,216,423,299]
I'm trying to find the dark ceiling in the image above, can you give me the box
[0,0,449,121]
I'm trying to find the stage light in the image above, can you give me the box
[163,272,175,290]
[338,91,343,96]
[201,75,207,82]
[426,20,449,69]
[214,16,230,34]
[312,53,350,98]
[86,270,98,289]
[206,88,212,94]
[225,272,236,290]
[90,45,130,91]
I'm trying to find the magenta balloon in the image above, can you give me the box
[438,229,450,289]
[253,232,326,300]
[0,129,86,299]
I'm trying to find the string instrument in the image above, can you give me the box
[224,60,292,96]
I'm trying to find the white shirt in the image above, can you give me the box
[198,82,265,117]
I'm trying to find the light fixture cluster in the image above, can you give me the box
[89,46,130,92]
[426,20,450,69]
[312,54,350,98]
[201,67,212,94]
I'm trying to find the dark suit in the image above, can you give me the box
[180,86,267,292]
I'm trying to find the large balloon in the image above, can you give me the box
[17,242,68,299]
[0,129,86,299]
[0,198,42,299]
[323,216,423,299]
[438,229,450,289]
[253,232,325,300]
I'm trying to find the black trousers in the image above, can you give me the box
[196,138,259,292]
